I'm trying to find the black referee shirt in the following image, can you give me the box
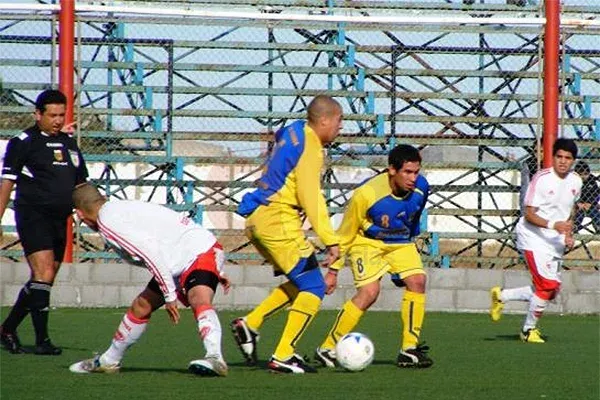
[1,125,88,216]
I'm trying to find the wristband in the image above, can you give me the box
[327,269,338,276]
[546,220,557,229]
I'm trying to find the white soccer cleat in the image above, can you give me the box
[69,355,121,374]
[188,357,228,377]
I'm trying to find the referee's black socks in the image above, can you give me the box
[28,281,53,345]
[1,281,32,333]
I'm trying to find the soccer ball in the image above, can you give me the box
[335,332,375,372]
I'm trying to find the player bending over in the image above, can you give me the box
[315,144,433,369]
[69,183,230,376]
[230,95,341,373]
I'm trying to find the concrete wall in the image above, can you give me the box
[1,262,598,314]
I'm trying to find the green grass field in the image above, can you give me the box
[1,308,598,400]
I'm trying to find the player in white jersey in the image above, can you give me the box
[489,138,582,343]
[68,183,230,376]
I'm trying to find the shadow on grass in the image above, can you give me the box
[123,366,190,374]
[10,345,91,354]
[483,334,521,341]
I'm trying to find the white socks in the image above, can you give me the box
[500,286,533,302]
[99,307,224,365]
[101,311,148,365]
[196,307,223,360]
[523,294,548,331]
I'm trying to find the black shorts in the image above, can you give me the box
[15,206,67,261]
[146,270,219,303]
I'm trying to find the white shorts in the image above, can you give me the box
[522,250,562,292]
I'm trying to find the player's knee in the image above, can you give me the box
[32,268,57,284]
[130,295,154,319]
[355,283,380,309]
[404,273,426,293]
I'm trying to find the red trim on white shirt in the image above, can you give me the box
[524,168,551,206]
[97,218,170,295]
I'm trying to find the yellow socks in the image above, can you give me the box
[321,299,364,350]
[273,291,321,360]
[401,290,426,350]
[246,281,299,332]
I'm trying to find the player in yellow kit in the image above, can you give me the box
[315,144,433,368]
[231,95,341,374]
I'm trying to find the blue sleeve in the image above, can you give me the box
[410,176,429,238]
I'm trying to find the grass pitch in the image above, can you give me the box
[1,308,598,400]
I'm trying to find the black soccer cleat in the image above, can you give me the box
[267,354,317,374]
[0,327,24,354]
[34,339,62,356]
[397,343,433,368]
[231,317,259,366]
[314,347,337,368]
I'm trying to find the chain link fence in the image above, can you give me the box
[0,0,598,267]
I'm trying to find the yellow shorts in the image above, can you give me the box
[348,242,424,288]
[245,204,314,275]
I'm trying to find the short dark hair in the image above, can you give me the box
[552,138,578,159]
[574,161,590,175]
[35,90,67,113]
[306,95,341,124]
[389,144,421,170]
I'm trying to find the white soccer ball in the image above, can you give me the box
[335,332,375,372]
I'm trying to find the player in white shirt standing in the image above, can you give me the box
[68,183,230,376]
[489,138,582,343]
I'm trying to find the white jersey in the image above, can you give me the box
[516,167,582,257]
[97,200,218,302]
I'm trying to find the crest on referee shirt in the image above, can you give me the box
[53,149,63,162]
[69,150,80,167]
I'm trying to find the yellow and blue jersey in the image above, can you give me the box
[237,120,338,247]
[331,172,429,270]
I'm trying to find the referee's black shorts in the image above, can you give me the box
[15,205,68,261]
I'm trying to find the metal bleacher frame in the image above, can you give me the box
[0,0,598,268]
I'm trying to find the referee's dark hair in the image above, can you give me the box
[35,90,67,113]
[552,138,578,159]
[389,144,422,171]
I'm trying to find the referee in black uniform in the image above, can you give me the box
[0,90,88,355]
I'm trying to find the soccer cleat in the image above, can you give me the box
[34,339,62,356]
[188,357,228,377]
[489,286,504,322]
[314,347,336,368]
[0,327,24,354]
[397,343,433,368]
[69,355,121,374]
[267,354,317,374]
[520,328,546,344]
[231,317,259,366]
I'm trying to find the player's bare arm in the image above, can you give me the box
[324,268,338,295]
[219,274,231,295]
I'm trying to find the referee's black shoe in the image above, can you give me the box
[0,326,24,354]
[34,339,62,356]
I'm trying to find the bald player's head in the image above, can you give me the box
[73,183,107,230]
[73,183,105,212]
[306,95,343,144]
